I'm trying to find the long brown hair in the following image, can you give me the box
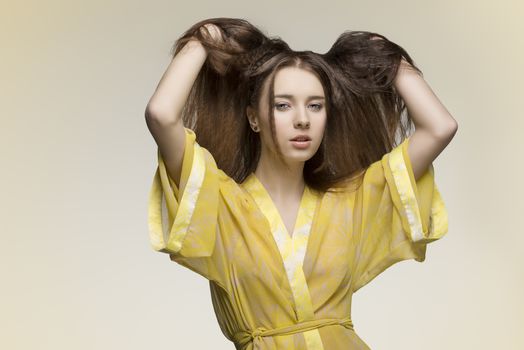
[170,17,422,193]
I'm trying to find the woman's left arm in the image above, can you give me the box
[393,59,458,180]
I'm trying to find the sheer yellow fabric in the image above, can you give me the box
[148,127,448,349]
[351,135,448,293]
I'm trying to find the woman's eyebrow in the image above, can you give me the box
[274,94,325,100]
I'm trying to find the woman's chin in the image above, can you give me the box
[284,150,316,163]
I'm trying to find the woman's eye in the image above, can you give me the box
[274,103,289,110]
[274,103,323,111]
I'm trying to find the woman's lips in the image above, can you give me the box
[290,140,311,149]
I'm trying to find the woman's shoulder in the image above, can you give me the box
[216,169,250,197]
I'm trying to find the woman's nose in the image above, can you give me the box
[294,110,310,128]
[295,120,310,128]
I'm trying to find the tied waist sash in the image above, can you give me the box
[232,316,354,349]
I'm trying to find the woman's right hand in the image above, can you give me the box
[190,22,241,75]
[198,23,225,46]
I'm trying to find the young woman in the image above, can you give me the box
[145,17,457,350]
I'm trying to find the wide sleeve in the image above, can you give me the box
[351,136,448,293]
[147,127,228,287]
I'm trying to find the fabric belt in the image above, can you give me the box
[232,316,354,349]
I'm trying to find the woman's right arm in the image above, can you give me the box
[145,39,208,189]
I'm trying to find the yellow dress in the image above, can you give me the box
[148,127,448,350]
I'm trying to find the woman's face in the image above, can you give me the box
[247,67,327,166]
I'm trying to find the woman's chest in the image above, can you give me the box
[219,191,357,299]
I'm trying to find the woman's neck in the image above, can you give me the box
[254,154,305,203]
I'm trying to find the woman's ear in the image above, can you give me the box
[246,106,258,125]
[246,106,261,132]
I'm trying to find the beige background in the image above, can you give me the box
[2,0,523,349]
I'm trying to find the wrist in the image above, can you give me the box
[181,39,207,58]
[394,60,421,84]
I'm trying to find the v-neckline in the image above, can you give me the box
[241,172,319,264]
[241,172,321,322]
[243,173,309,238]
